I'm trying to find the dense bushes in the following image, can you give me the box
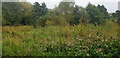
[2,1,119,27]
[2,0,120,56]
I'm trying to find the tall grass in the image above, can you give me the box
[2,23,120,56]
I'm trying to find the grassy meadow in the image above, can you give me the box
[2,21,120,56]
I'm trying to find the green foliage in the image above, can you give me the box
[32,2,48,27]
[42,8,68,26]
[2,1,120,57]
[97,4,109,19]
[57,1,75,25]
[86,3,105,25]
[58,1,75,14]
[2,22,119,56]
[2,2,115,26]
[32,2,48,17]
[2,2,33,26]
[70,5,90,25]
[112,10,120,24]
[36,16,47,27]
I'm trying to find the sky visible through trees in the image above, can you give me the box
[1,0,120,56]
[27,0,120,13]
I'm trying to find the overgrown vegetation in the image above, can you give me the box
[2,22,120,56]
[2,2,119,26]
[2,0,120,56]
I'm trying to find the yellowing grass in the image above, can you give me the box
[2,23,119,56]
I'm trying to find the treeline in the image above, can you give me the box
[2,1,120,27]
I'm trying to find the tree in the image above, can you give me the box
[70,5,90,25]
[2,2,33,26]
[86,3,104,25]
[112,10,120,24]
[57,1,75,24]
[58,1,75,14]
[41,3,48,15]
[43,9,68,26]
[32,2,48,27]
[97,4,109,19]
[19,2,33,25]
